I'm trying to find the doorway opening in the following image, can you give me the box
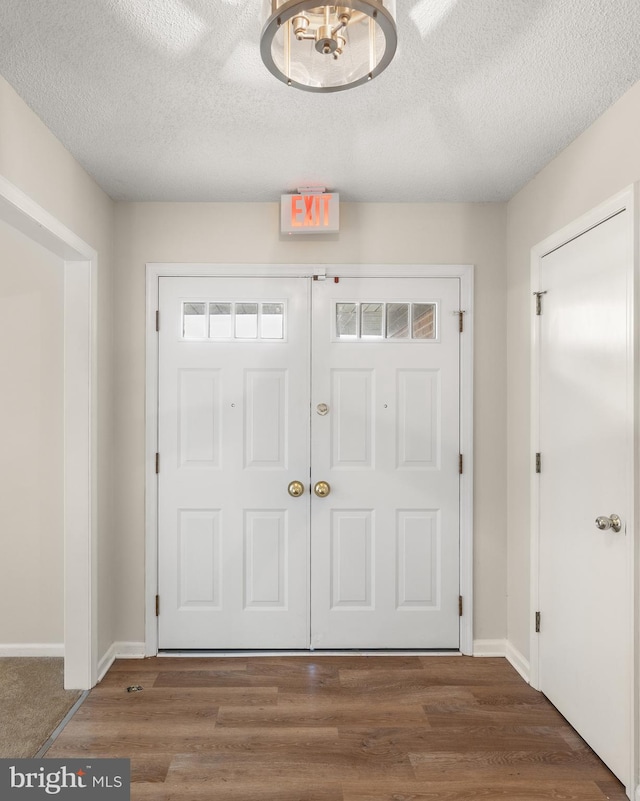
[0,175,98,690]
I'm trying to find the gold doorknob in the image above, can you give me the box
[314,481,331,498]
[288,480,305,498]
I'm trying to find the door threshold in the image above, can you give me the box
[35,690,90,757]
[157,649,462,658]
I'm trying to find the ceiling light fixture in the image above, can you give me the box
[260,2,397,92]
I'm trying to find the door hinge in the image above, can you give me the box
[459,595,463,617]
[155,595,160,617]
[535,453,541,474]
[155,310,160,331]
[533,291,547,316]
[459,454,463,474]
[456,310,466,333]
[155,453,160,474]
[535,611,541,633]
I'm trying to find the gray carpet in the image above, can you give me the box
[0,658,82,757]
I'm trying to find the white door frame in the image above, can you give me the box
[530,185,639,799]
[146,262,474,656]
[0,175,98,690]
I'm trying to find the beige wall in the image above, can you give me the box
[0,219,64,643]
[0,76,116,657]
[506,79,640,659]
[114,201,508,644]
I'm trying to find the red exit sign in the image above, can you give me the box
[281,192,339,235]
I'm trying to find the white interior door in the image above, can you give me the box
[538,210,632,786]
[310,277,461,648]
[157,273,462,650]
[158,276,310,648]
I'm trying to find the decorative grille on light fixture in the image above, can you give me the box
[260,2,397,92]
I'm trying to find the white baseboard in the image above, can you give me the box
[97,642,146,683]
[115,642,146,659]
[0,643,64,657]
[471,640,531,684]
[97,643,117,683]
[472,639,506,657]
[505,640,531,683]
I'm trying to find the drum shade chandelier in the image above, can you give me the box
[260,1,397,92]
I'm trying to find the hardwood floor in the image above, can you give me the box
[47,656,628,800]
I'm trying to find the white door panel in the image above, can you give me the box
[311,277,460,648]
[538,210,631,785]
[158,276,310,648]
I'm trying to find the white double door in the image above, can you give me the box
[158,274,461,649]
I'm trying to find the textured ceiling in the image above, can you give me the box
[1,1,640,202]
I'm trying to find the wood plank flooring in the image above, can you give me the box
[47,656,628,800]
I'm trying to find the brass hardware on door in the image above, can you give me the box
[288,480,305,498]
[314,481,331,498]
[316,403,329,416]
[595,514,622,533]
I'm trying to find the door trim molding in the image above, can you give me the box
[145,262,474,656]
[0,175,98,690]
[530,185,638,797]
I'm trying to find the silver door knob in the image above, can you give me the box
[595,514,622,533]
